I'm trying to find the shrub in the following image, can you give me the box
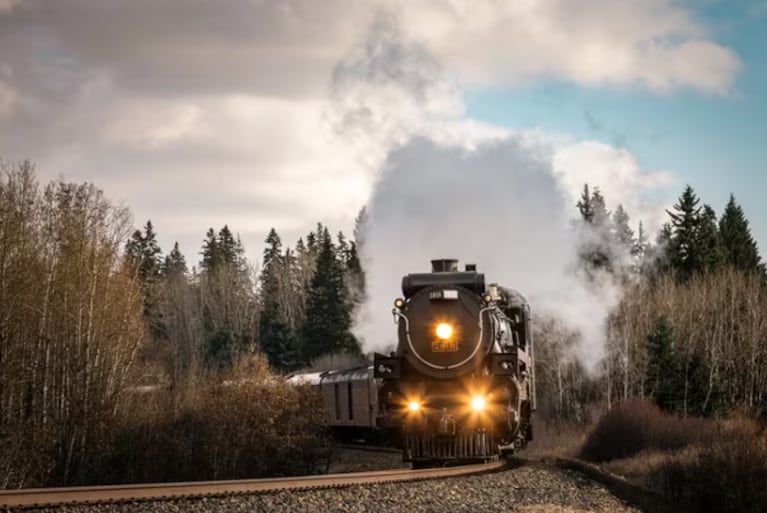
[579,399,711,462]
[685,418,767,513]
[91,354,330,485]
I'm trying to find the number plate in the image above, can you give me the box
[432,340,459,352]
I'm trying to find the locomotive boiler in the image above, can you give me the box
[374,259,535,465]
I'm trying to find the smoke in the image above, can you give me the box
[333,13,658,372]
[354,136,626,371]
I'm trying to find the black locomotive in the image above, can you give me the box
[374,259,535,465]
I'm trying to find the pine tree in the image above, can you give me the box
[300,235,359,363]
[613,204,634,249]
[163,242,188,276]
[218,225,237,266]
[633,221,650,275]
[591,188,611,228]
[576,184,594,223]
[633,221,648,259]
[336,231,349,267]
[698,204,724,272]
[258,228,297,370]
[575,184,613,274]
[667,185,703,281]
[350,208,368,308]
[719,194,765,276]
[200,228,220,272]
[645,315,681,412]
[124,220,162,283]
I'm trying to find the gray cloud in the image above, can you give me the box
[0,0,739,270]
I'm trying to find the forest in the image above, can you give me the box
[1,159,766,488]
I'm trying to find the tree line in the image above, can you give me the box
[536,183,767,421]
[123,215,366,381]
[0,161,354,488]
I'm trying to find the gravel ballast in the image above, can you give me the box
[19,465,640,513]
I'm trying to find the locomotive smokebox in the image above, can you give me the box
[431,259,458,272]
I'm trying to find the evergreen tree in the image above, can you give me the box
[350,207,368,308]
[576,184,594,223]
[613,204,635,250]
[200,228,220,272]
[346,241,365,308]
[354,207,369,249]
[719,194,765,275]
[218,225,236,265]
[258,228,297,371]
[644,315,681,412]
[633,221,650,275]
[124,220,162,283]
[667,185,703,281]
[300,235,359,363]
[124,220,164,338]
[163,242,188,276]
[575,184,613,274]
[336,231,349,267]
[591,188,611,228]
[698,204,724,272]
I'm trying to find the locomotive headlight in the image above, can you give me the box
[407,400,421,412]
[394,298,405,309]
[435,323,453,340]
[471,395,487,412]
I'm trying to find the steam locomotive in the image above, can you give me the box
[288,259,535,466]
[374,259,535,465]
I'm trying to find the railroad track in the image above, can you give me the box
[0,461,504,509]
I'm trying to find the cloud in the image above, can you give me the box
[0,0,725,264]
[0,80,17,118]
[0,0,21,15]
[395,0,740,94]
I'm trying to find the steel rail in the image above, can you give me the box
[0,460,504,508]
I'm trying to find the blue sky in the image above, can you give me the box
[467,0,766,247]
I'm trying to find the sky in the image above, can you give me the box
[0,0,765,269]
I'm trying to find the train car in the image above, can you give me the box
[374,259,535,466]
[287,367,380,440]
[320,366,379,438]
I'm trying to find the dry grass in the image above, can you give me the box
[521,420,591,459]
[583,403,767,513]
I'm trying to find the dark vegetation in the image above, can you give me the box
[579,400,767,513]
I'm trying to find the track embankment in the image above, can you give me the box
[0,461,502,509]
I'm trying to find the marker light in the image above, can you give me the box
[471,396,487,412]
[394,298,405,309]
[408,400,421,412]
[435,323,453,340]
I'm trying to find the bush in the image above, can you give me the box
[64,355,330,485]
[684,418,767,513]
[579,399,711,462]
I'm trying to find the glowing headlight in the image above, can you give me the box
[435,323,453,340]
[471,396,487,412]
[408,400,421,412]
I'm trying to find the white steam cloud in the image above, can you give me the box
[333,13,669,371]
[354,136,625,371]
